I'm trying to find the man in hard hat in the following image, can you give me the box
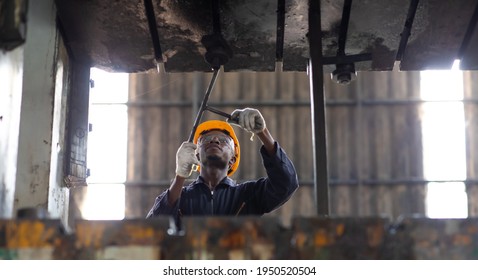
[146,107,298,218]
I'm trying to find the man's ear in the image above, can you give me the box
[229,156,236,166]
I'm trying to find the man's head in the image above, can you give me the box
[193,120,240,176]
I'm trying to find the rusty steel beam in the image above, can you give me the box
[3,217,478,259]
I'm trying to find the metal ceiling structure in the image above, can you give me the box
[55,0,478,74]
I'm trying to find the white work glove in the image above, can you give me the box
[228,108,266,134]
[175,142,200,178]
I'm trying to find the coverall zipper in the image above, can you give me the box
[211,190,214,214]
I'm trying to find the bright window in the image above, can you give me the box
[83,68,128,220]
[421,60,468,218]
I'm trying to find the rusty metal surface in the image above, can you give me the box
[392,218,478,259]
[183,217,290,259]
[0,219,68,259]
[291,217,389,259]
[75,217,288,259]
[2,217,478,259]
[74,219,170,259]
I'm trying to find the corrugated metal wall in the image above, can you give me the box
[329,70,426,219]
[126,69,433,223]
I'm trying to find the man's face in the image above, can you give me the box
[197,130,235,171]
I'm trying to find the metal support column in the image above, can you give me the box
[308,0,329,216]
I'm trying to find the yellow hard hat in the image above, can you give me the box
[193,120,240,176]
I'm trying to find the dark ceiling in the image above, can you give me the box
[55,0,478,73]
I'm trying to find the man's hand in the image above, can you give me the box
[175,142,200,178]
[228,108,266,134]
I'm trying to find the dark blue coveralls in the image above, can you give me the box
[146,142,299,220]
